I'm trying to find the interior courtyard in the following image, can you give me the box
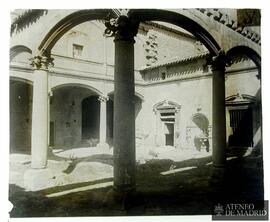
[9,8,264,217]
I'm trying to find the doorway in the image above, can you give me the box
[229,108,253,147]
[81,96,100,140]
[164,123,174,146]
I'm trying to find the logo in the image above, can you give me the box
[212,201,268,220]
[214,203,224,216]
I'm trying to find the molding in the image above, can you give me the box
[140,52,209,71]
[10,64,33,73]
[51,53,104,66]
[196,9,261,45]
[144,73,213,87]
[49,70,146,86]
[140,21,196,40]
[225,66,258,75]
[10,61,257,89]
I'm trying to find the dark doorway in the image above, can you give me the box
[49,121,55,146]
[81,96,100,140]
[165,123,174,146]
[106,98,114,146]
[229,108,253,147]
[10,80,32,153]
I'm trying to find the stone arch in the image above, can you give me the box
[128,9,221,55]
[10,45,32,61]
[50,83,102,148]
[108,90,144,101]
[10,76,33,85]
[226,45,261,78]
[38,9,116,54]
[225,46,261,149]
[51,83,102,96]
[38,9,220,57]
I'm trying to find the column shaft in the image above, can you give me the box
[113,38,136,191]
[31,69,48,168]
[212,60,227,168]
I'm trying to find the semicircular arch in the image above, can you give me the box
[38,9,116,54]
[10,45,32,61]
[129,9,221,55]
[107,90,144,101]
[226,45,261,78]
[38,9,221,56]
[51,83,102,96]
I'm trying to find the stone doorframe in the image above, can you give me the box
[153,100,181,148]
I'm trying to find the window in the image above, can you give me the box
[72,44,83,59]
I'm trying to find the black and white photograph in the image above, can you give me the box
[2,4,269,221]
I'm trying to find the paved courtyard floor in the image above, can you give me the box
[9,146,264,217]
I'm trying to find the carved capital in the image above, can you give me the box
[104,14,139,42]
[208,50,229,71]
[30,54,54,70]
[98,95,109,103]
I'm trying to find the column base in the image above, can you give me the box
[211,164,226,187]
[103,187,144,212]
[24,168,54,191]
[96,142,109,150]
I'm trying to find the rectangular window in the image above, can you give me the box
[72,44,83,59]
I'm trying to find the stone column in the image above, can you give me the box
[24,54,54,191]
[97,95,109,149]
[211,51,227,178]
[29,54,54,169]
[105,15,139,192]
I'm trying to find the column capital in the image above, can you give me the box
[208,50,228,71]
[30,53,54,71]
[98,95,109,103]
[104,15,139,42]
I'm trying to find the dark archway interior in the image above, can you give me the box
[10,80,33,154]
[81,96,100,142]
[106,98,114,147]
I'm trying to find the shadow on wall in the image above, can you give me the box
[191,112,210,152]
